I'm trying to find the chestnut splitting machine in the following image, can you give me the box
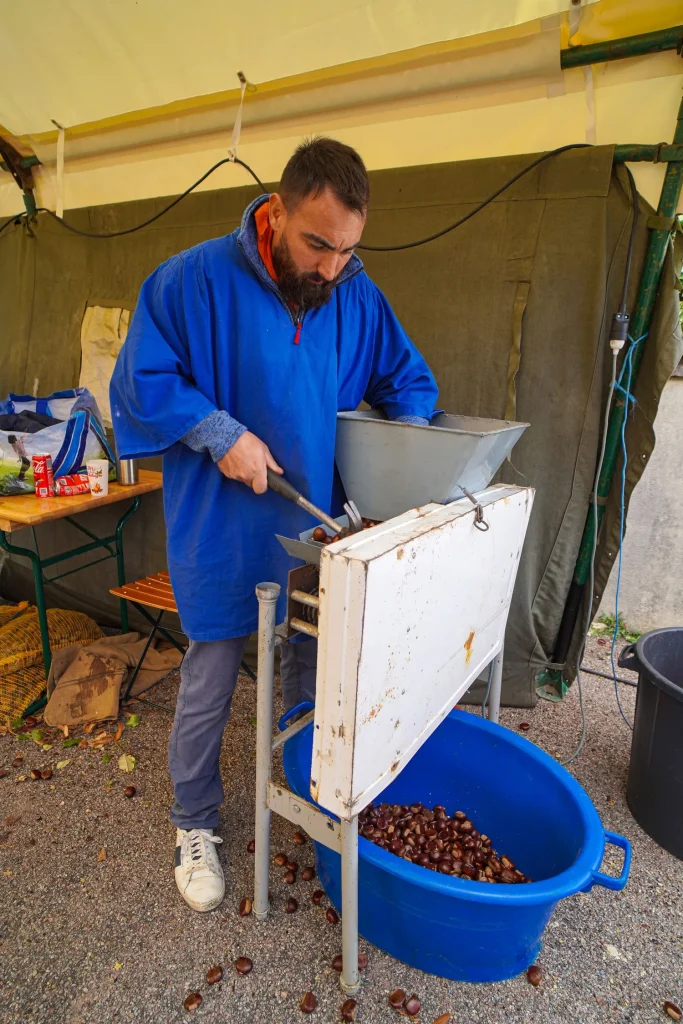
[251,482,534,994]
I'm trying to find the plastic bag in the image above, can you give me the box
[0,388,115,496]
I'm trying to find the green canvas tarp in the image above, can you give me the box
[1,145,680,704]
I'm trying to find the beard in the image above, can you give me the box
[272,234,342,311]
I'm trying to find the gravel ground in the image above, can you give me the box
[0,635,681,1024]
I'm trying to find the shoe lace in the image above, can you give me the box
[181,829,222,875]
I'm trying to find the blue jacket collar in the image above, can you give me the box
[237,193,364,295]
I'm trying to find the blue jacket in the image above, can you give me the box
[110,195,438,639]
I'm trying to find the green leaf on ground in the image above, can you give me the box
[102,753,113,764]
[42,744,52,751]
[126,714,141,728]
[10,717,23,730]
[62,737,80,748]
[250,716,257,727]
[29,729,44,743]
[56,759,70,770]
[118,754,136,773]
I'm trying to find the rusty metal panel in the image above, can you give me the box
[310,484,534,820]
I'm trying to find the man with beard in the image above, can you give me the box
[110,137,438,912]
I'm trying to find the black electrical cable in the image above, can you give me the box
[357,143,591,251]
[0,213,24,237]
[5,143,591,247]
[552,159,642,669]
[19,156,268,240]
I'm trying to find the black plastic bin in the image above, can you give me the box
[619,628,683,860]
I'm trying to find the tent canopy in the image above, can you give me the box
[1,0,682,215]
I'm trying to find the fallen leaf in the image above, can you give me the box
[605,944,622,960]
[432,1015,452,1024]
[16,775,26,782]
[78,739,88,750]
[62,737,80,748]
[126,713,141,728]
[3,868,13,879]
[83,723,96,735]
[102,753,113,764]
[114,961,122,970]
[56,760,70,770]
[10,717,24,730]
[90,735,113,747]
[93,730,107,741]
[118,754,136,773]
[98,847,107,862]
[114,722,124,741]
[29,729,43,744]
[42,744,52,751]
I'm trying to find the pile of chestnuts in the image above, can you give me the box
[357,801,531,884]
[311,519,379,546]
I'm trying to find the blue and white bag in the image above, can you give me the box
[0,388,115,496]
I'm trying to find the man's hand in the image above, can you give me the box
[217,431,283,494]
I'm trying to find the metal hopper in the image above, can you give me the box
[335,410,529,521]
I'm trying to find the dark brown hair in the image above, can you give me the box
[279,136,369,215]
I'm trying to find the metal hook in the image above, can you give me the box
[461,487,490,532]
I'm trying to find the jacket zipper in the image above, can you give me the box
[294,317,302,345]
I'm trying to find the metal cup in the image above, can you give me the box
[115,458,138,485]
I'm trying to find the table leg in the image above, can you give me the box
[488,648,504,724]
[115,498,140,633]
[253,582,280,921]
[340,815,360,995]
[0,530,52,675]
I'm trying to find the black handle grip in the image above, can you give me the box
[266,468,300,504]
[617,643,639,672]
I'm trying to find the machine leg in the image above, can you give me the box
[488,648,503,724]
[340,815,360,995]
[253,582,280,921]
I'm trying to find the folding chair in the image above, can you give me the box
[110,571,256,702]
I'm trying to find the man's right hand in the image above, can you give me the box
[217,431,283,494]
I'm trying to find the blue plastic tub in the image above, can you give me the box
[282,709,631,982]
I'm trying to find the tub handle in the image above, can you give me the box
[278,702,315,732]
[591,830,632,891]
[617,644,639,672]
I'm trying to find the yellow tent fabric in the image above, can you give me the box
[0,0,681,215]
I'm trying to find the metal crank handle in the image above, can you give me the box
[266,468,341,535]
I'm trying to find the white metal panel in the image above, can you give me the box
[310,485,534,819]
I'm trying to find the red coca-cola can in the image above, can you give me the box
[32,454,55,498]
[55,473,90,496]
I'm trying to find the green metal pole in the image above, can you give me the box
[546,90,683,689]
[574,91,683,586]
[561,26,683,68]
[115,498,140,633]
[614,144,683,163]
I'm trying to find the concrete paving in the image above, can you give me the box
[0,636,681,1024]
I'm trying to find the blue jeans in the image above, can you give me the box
[168,636,317,830]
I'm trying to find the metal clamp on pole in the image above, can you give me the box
[461,487,490,531]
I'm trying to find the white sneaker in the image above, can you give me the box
[174,828,225,912]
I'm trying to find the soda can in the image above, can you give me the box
[32,454,55,498]
[55,473,90,496]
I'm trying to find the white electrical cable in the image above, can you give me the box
[562,351,618,766]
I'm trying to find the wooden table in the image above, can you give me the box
[0,470,162,683]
